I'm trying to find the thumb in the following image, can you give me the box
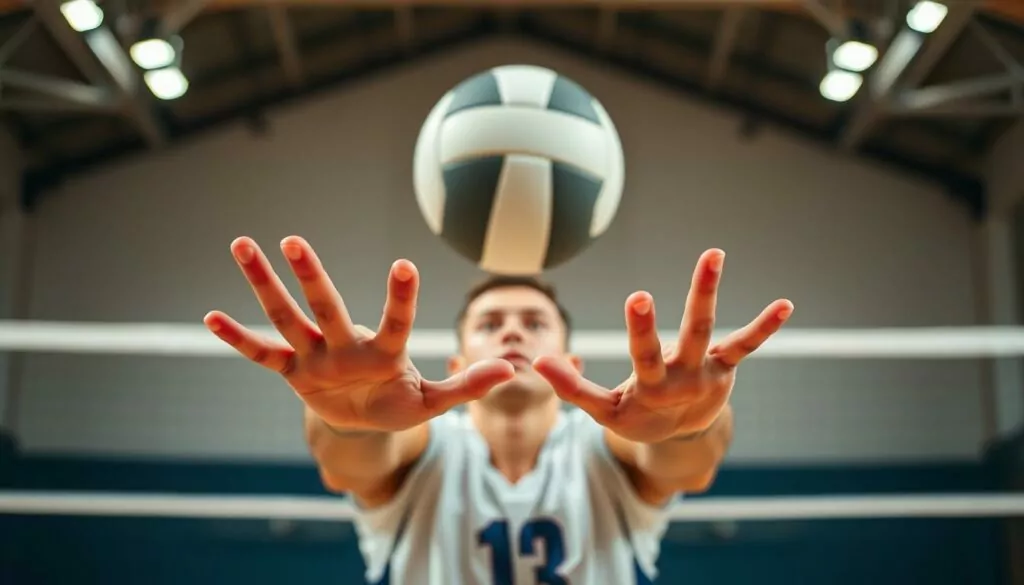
[533,356,620,424]
[420,359,515,413]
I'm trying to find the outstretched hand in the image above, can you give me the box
[204,236,514,432]
[534,249,792,444]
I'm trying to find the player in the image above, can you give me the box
[204,235,793,584]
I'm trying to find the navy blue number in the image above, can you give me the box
[478,518,567,584]
[520,519,568,584]
[478,520,514,585]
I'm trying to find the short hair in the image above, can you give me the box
[454,274,572,346]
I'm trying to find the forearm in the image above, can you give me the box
[636,405,734,491]
[303,407,427,497]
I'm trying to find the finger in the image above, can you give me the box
[204,310,295,374]
[532,356,620,425]
[625,291,666,386]
[231,237,322,353]
[709,299,793,368]
[420,359,515,413]
[280,236,358,347]
[372,259,419,355]
[676,248,724,369]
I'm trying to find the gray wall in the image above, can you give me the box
[9,37,986,465]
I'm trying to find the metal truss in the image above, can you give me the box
[0,1,165,146]
[0,17,119,115]
[840,3,1021,149]
[884,20,1023,118]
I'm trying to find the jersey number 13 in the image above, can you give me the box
[478,518,567,585]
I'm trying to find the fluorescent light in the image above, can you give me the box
[820,70,863,102]
[59,0,103,32]
[144,67,189,100]
[832,40,878,72]
[130,39,177,70]
[907,1,947,34]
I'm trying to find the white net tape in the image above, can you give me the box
[3,320,1024,358]
[1,491,1023,521]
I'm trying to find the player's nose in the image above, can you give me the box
[500,327,524,344]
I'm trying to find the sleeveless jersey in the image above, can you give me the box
[351,408,674,584]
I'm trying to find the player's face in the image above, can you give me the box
[450,286,580,399]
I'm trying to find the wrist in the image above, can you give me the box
[665,404,732,443]
[666,426,712,442]
[304,407,384,440]
[321,416,390,438]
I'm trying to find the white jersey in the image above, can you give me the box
[351,408,674,584]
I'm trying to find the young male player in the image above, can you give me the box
[204,235,793,585]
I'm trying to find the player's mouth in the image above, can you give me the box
[500,351,531,369]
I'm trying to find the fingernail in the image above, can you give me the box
[468,360,512,384]
[282,244,302,261]
[634,298,652,316]
[235,245,254,264]
[709,252,725,272]
[778,304,793,320]
[394,261,413,282]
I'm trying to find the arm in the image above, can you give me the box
[534,250,790,509]
[203,237,512,509]
[304,407,430,508]
[604,404,733,506]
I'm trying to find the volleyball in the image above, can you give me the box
[412,64,625,275]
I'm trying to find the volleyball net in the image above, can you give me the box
[0,318,1022,523]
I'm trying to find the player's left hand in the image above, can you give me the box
[533,248,793,444]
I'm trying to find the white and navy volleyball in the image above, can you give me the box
[413,64,625,275]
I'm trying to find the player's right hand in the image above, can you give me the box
[204,236,514,433]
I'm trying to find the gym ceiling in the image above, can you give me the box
[0,0,1022,216]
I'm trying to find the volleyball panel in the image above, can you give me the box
[438,107,611,181]
[544,162,603,269]
[439,156,505,263]
[444,71,502,118]
[478,154,553,275]
[589,98,625,237]
[546,75,602,124]
[490,65,558,109]
[412,91,456,235]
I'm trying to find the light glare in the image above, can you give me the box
[60,0,103,32]
[130,39,177,70]
[907,1,948,34]
[820,70,863,102]
[144,67,189,100]
[833,40,878,72]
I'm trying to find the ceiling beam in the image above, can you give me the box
[0,0,812,15]
[880,21,1024,119]
[267,5,304,86]
[838,3,976,151]
[891,73,1024,113]
[182,0,804,7]
[707,6,745,90]
[0,69,119,111]
[596,6,617,51]
[2,0,1021,25]
[162,0,209,34]
[801,0,847,37]
[986,0,1024,25]
[394,5,415,52]
[30,0,166,148]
